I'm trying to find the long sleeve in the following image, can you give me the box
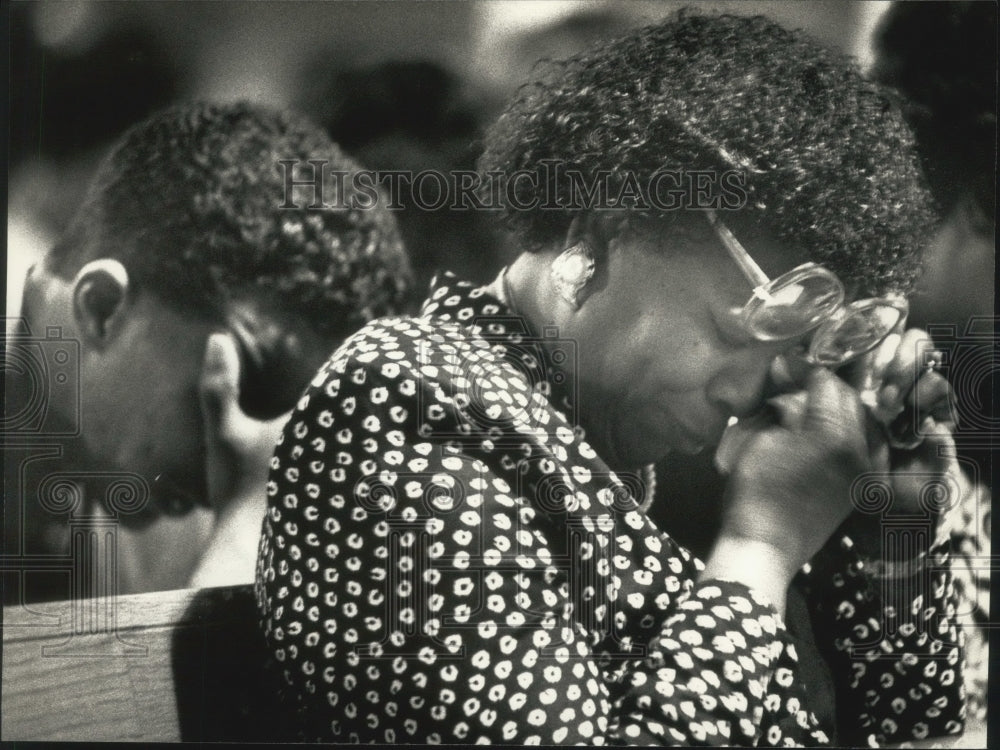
[255,319,838,745]
[606,580,830,746]
[797,508,966,746]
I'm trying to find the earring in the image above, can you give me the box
[550,242,595,309]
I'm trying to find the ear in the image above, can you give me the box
[556,213,625,309]
[71,259,131,345]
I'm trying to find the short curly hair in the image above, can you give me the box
[478,10,937,296]
[48,101,411,336]
[46,102,412,416]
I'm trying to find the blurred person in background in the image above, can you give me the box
[256,11,969,745]
[6,102,411,600]
[7,3,181,330]
[871,1,994,336]
[297,58,509,294]
[871,0,995,485]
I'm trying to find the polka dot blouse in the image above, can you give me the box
[256,273,966,745]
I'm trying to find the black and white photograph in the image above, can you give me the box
[2,1,994,745]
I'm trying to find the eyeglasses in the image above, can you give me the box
[706,210,907,367]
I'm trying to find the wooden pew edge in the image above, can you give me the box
[2,583,255,641]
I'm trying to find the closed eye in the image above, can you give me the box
[710,304,756,347]
[711,302,814,363]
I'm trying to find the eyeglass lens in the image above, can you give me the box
[743,265,844,341]
[808,302,906,365]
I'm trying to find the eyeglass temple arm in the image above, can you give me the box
[705,210,772,293]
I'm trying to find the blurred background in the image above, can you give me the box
[7,0,918,309]
[6,0,996,481]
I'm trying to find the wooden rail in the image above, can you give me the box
[2,585,292,741]
[1,585,987,745]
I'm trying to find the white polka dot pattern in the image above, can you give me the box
[255,273,967,746]
[800,520,968,746]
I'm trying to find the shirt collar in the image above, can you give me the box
[420,271,577,421]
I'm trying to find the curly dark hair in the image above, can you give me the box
[48,101,410,331]
[478,10,938,296]
[46,101,411,416]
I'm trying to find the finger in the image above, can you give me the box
[837,372,870,459]
[803,369,865,452]
[859,394,892,467]
[767,390,808,429]
[922,419,958,467]
[885,371,957,448]
[890,454,956,516]
[866,417,891,473]
[802,369,868,458]
[877,328,936,408]
[714,411,774,475]
[906,370,958,429]
[891,417,959,480]
[845,332,901,393]
[265,410,294,436]
[254,410,293,458]
[199,332,243,438]
[925,423,963,499]
[770,354,811,393]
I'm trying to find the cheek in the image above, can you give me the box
[78,352,133,436]
[627,309,722,393]
[145,364,205,445]
[86,345,205,461]
[142,323,210,430]
[117,378,206,494]
[633,266,737,389]
[155,381,199,424]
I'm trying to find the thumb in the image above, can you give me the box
[199,332,243,441]
[767,390,808,430]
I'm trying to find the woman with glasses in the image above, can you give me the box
[256,11,967,746]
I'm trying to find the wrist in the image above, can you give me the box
[700,534,798,616]
[213,490,266,535]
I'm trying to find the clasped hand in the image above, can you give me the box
[189,332,291,588]
[706,329,958,606]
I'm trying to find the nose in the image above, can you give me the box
[705,348,780,419]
